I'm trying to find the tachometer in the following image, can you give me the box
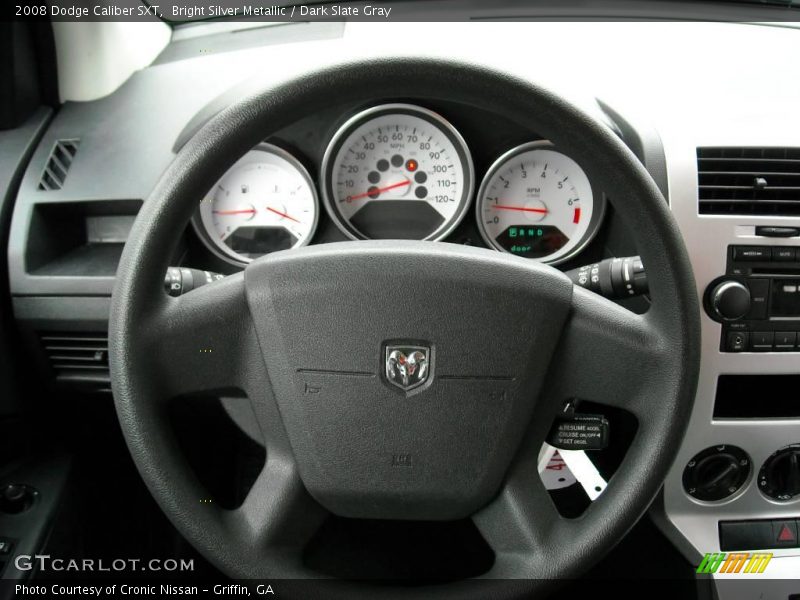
[476,141,604,264]
[196,144,318,264]
[321,104,473,241]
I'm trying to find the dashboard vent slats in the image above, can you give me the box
[698,147,800,216]
[38,139,80,191]
[41,332,110,385]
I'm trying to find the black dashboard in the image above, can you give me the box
[6,17,677,319]
[11,96,651,286]
[6,76,663,393]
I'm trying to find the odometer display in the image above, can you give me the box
[476,142,604,264]
[322,104,473,241]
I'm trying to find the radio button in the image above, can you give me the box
[772,247,796,262]
[775,331,797,351]
[751,331,774,351]
[746,278,770,320]
[734,246,771,261]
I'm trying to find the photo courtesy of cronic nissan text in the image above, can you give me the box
[1,2,799,599]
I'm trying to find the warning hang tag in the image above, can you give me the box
[547,413,609,451]
[540,450,577,490]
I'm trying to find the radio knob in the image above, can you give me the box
[711,280,751,321]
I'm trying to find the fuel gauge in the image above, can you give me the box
[196,143,319,264]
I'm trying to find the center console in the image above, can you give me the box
[658,134,800,599]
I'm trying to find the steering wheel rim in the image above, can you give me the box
[109,58,700,597]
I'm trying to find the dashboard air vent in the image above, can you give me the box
[698,147,800,216]
[38,139,80,191]
[41,332,109,385]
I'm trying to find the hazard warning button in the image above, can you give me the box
[771,520,798,548]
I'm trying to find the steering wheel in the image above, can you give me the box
[109,58,700,597]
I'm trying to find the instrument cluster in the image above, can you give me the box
[193,102,606,267]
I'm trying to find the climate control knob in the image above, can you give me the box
[759,445,800,502]
[683,445,751,502]
[710,280,751,321]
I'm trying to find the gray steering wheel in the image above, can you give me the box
[109,58,700,598]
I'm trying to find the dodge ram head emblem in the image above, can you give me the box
[385,346,430,391]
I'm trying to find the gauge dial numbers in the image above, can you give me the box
[476,142,605,264]
[322,104,474,241]
[196,144,319,264]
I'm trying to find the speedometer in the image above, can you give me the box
[476,141,605,264]
[195,143,318,264]
[321,104,473,241]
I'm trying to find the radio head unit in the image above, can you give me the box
[706,245,800,352]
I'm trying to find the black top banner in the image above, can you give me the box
[8,0,800,22]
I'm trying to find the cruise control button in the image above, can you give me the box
[775,331,797,350]
[751,331,774,351]
[771,520,798,548]
[734,246,771,262]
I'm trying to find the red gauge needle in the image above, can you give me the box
[491,204,549,214]
[266,206,301,223]
[345,179,411,202]
[212,208,256,215]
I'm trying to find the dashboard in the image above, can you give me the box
[191,102,606,268]
[4,20,800,599]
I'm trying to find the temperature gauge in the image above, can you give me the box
[196,144,318,264]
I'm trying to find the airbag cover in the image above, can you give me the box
[244,241,572,520]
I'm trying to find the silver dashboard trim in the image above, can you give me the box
[658,124,800,562]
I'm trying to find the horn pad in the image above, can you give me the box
[244,241,573,520]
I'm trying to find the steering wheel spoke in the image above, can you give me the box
[226,454,328,574]
[145,273,258,400]
[541,286,668,423]
[472,461,562,579]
